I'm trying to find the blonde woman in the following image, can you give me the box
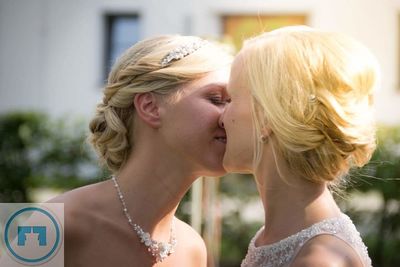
[50,35,232,266]
[220,26,378,267]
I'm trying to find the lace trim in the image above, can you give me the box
[241,214,372,267]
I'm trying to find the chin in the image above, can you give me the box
[198,170,226,178]
[223,156,252,174]
[222,156,238,173]
[198,160,227,177]
[206,165,227,177]
[204,154,228,177]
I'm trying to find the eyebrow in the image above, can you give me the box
[199,82,227,90]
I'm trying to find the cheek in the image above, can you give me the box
[225,108,243,134]
[225,108,255,159]
[197,110,221,132]
[223,108,235,128]
[180,107,220,137]
[193,102,223,125]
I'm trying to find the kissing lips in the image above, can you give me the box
[215,135,227,144]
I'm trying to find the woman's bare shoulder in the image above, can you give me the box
[291,234,364,267]
[175,218,207,266]
[46,181,108,244]
[47,180,105,205]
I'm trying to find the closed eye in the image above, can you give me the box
[209,96,231,106]
[209,96,224,105]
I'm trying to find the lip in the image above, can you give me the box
[214,128,227,144]
[214,135,227,144]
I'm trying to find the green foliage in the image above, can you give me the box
[348,126,400,197]
[0,112,104,202]
[31,117,105,189]
[0,112,49,202]
[219,173,262,266]
[343,125,400,267]
[175,186,191,222]
[220,212,260,266]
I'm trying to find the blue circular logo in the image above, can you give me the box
[4,206,62,265]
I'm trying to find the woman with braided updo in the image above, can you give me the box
[220,26,379,267]
[50,35,232,266]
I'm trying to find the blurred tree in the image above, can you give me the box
[343,126,400,267]
[0,112,103,202]
[31,117,104,190]
[0,112,49,202]
[219,173,262,267]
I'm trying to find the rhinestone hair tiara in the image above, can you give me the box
[160,38,208,67]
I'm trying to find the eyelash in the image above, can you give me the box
[209,96,230,105]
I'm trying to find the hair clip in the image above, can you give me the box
[309,94,317,102]
[160,38,208,67]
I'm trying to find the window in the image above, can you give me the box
[104,14,140,81]
[222,15,307,52]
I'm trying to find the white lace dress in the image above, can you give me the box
[241,214,372,267]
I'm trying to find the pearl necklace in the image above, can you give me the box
[111,176,177,262]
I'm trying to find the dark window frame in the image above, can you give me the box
[103,13,140,82]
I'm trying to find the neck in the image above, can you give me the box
[254,158,341,245]
[113,147,196,239]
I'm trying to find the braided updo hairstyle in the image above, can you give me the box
[243,26,380,186]
[89,35,232,174]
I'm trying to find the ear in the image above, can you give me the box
[133,93,161,128]
[260,125,273,144]
[261,124,273,137]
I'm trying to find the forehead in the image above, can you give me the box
[184,68,230,94]
[202,68,230,85]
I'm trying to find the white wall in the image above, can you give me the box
[0,0,47,112]
[0,0,192,117]
[1,0,399,124]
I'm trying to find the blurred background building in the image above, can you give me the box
[1,1,400,267]
[1,0,400,124]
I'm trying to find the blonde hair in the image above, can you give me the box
[242,26,380,185]
[89,35,232,173]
